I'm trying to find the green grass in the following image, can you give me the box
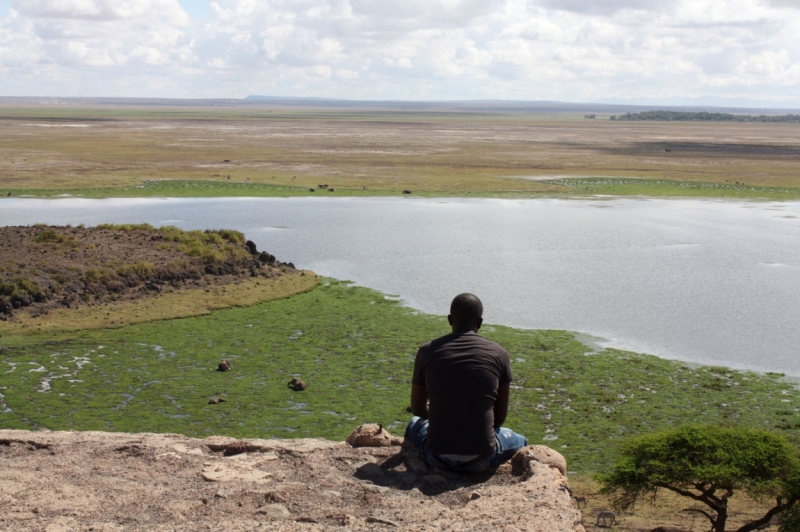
[6,177,800,200]
[1,279,799,473]
[540,178,800,200]
[5,180,399,199]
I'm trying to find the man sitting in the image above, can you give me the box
[405,293,528,472]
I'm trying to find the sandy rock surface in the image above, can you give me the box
[0,428,585,531]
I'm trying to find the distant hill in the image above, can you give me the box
[244,95,800,115]
[1,95,798,115]
[611,110,800,122]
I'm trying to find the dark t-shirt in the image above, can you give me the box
[411,331,513,455]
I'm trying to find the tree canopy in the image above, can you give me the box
[598,425,800,532]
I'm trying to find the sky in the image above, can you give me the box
[1,0,800,107]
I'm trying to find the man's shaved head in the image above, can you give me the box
[449,293,483,331]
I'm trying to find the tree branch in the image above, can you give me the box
[656,482,717,509]
[736,495,799,532]
[682,508,716,527]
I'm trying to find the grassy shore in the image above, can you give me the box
[7,176,800,201]
[1,279,798,474]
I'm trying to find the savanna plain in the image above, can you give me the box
[2,103,800,530]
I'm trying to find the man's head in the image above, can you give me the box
[448,293,483,332]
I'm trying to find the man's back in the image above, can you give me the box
[412,331,512,455]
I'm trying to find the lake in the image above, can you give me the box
[1,196,798,375]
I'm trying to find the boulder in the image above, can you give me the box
[346,423,403,447]
[511,445,567,478]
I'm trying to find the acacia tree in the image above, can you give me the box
[598,425,800,532]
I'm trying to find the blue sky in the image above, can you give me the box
[177,0,208,19]
[2,0,800,108]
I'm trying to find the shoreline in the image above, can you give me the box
[2,279,799,473]
[4,176,800,201]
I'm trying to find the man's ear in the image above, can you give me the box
[447,314,453,326]
[475,317,483,331]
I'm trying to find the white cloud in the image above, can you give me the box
[0,0,799,106]
[14,0,189,23]
[532,0,665,16]
[763,0,800,8]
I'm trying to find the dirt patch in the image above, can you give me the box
[0,224,296,320]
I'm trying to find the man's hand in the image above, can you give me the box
[493,381,510,428]
[410,384,428,419]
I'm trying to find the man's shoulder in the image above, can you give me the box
[421,331,507,353]
[418,331,458,353]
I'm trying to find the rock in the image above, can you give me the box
[399,471,417,485]
[245,240,258,255]
[407,487,423,498]
[357,462,384,478]
[287,377,306,391]
[0,428,586,532]
[362,484,390,494]
[405,453,428,472]
[255,504,291,519]
[264,491,286,503]
[346,423,403,447]
[366,515,399,526]
[511,445,567,477]
[201,462,271,483]
[423,474,448,485]
[364,493,382,505]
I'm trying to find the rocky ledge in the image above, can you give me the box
[0,425,585,531]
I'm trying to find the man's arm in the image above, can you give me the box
[410,384,428,419]
[493,381,510,428]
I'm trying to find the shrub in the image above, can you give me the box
[215,229,245,244]
[0,276,43,298]
[33,228,78,248]
[116,261,155,278]
[33,229,60,243]
[96,223,154,231]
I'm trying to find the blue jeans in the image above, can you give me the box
[405,416,528,473]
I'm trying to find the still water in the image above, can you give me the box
[1,197,798,375]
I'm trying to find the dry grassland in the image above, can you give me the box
[570,477,779,531]
[0,271,317,334]
[2,105,800,194]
